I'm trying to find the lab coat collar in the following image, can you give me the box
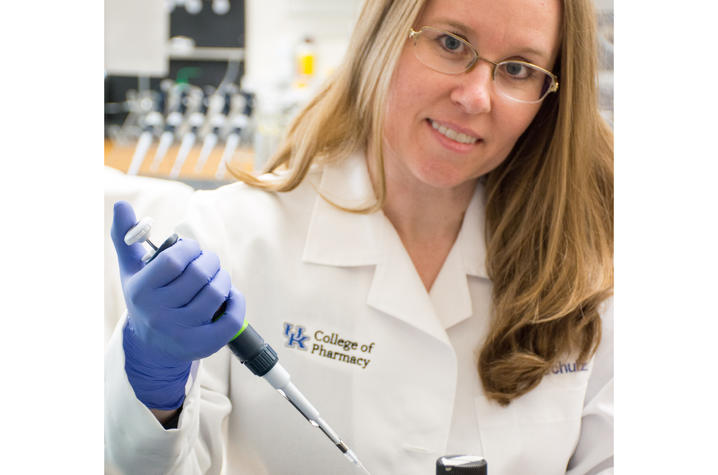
[302,152,384,267]
[302,152,489,335]
[430,184,488,329]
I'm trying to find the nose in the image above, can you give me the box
[449,61,493,115]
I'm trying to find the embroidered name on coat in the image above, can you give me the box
[551,361,590,375]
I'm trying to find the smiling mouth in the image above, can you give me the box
[429,119,480,145]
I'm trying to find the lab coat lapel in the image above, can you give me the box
[367,183,488,339]
[301,153,384,267]
[303,153,490,345]
[429,183,489,329]
[366,217,450,345]
[302,153,444,342]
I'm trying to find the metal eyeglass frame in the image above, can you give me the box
[408,26,560,104]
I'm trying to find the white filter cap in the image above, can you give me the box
[124,217,153,245]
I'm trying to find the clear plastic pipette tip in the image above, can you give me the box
[275,386,370,473]
[313,417,369,473]
[344,449,370,474]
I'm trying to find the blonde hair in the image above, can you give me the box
[230,0,613,406]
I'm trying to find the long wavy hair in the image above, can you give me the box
[229,0,613,406]
[479,0,613,405]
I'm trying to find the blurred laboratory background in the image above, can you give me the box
[104,0,613,189]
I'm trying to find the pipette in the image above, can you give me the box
[124,217,370,474]
[127,109,163,176]
[194,91,226,174]
[194,114,221,174]
[150,86,188,172]
[169,88,205,178]
[220,320,370,474]
[216,92,250,179]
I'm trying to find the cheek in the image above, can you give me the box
[382,92,403,158]
[383,62,424,150]
[384,50,436,120]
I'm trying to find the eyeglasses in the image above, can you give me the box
[408,26,559,104]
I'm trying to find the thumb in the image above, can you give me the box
[110,200,146,277]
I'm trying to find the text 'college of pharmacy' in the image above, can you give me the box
[283,323,375,370]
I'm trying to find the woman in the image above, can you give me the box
[106,0,613,473]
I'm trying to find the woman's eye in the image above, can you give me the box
[439,35,463,52]
[502,62,531,78]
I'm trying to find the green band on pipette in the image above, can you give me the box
[230,319,250,342]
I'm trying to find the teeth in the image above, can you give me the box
[430,120,479,144]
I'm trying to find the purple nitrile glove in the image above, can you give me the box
[110,200,245,410]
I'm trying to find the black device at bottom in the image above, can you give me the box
[436,455,487,474]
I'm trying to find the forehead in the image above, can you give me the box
[418,0,562,62]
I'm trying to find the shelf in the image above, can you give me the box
[169,46,245,62]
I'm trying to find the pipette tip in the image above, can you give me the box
[344,449,370,474]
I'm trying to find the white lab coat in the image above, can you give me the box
[104,153,613,475]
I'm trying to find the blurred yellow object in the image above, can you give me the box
[297,36,316,77]
[298,52,314,76]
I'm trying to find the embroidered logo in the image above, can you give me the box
[283,323,310,350]
[282,323,375,369]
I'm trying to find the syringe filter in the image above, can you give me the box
[124,217,154,246]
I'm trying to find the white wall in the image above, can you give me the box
[104,0,168,76]
[593,0,613,12]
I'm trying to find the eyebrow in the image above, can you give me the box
[429,18,550,62]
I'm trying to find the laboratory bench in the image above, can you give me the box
[104,139,255,190]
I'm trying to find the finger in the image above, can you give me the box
[138,238,202,289]
[110,201,146,277]
[177,268,232,325]
[189,287,246,358]
[156,250,222,307]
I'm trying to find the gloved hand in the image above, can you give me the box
[110,201,246,410]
